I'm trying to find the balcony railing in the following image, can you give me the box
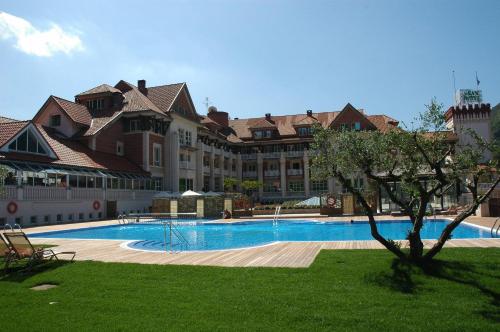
[262,152,281,159]
[179,161,193,170]
[24,187,67,201]
[243,171,257,178]
[72,188,103,200]
[107,190,134,201]
[0,186,17,200]
[203,166,210,174]
[287,169,303,176]
[0,186,159,202]
[286,150,304,157]
[264,170,280,177]
[241,153,257,160]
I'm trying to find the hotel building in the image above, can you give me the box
[0,80,492,225]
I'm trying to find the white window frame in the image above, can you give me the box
[153,143,162,167]
[178,129,185,145]
[130,119,139,132]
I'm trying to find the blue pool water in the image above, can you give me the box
[29,219,491,251]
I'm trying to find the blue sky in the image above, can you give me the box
[0,0,499,125]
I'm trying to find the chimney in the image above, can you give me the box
[265,113,271,120]
[306,110,313,117]
[207,107,229,127]
[138,79,146,94]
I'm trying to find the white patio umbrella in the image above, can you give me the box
[181,190,202,197]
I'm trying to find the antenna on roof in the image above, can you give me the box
[203,97,211,112]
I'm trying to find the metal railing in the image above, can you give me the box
[243,171,257,178]
[264,170,280,177]
[263,152,281,159]
[118,213,196,252]
[491,217,500,238]
[179,161,193,170]
[241,154,257,160]
[287,169,303,176]
[273,206,281,226]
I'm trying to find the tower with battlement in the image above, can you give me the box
[445,102,492,161]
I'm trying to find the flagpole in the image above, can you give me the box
[452,70,457,106]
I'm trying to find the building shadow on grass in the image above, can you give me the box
[0,260,72,283]
[367,257,500,322]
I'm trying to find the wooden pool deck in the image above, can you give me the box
[23,216,500,268]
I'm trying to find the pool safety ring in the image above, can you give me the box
[7,201,17,214]
[327,196,337,208]
[93,200,101,211]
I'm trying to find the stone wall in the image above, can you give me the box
[178,197,197,213]
[204,196,224,218]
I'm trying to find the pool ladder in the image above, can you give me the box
[491,217,500,238]
[162,221,189,253]
[273,206,281,226]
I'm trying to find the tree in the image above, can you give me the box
[240,180,263,197]
[311,99,499,262]
[0,165,7,200]
[223,177,238,192]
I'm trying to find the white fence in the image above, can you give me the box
[0,186,157,202]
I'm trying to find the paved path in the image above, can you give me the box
[21,216,500,268]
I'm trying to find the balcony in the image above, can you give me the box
[179,161,193,170]
[242,171,257,178]
[264,170,280,177]
[262,152,281,159]
[287,150,303,158]
[241,153,257,160]
[287,169,303,176]
[203,166,210,174]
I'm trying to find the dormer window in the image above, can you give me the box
[50,115,61,127]
[86,99,104,111]
[7,128,48,155]
[297,127,312,136]
[254,130,272,139]
[340,122,362,131]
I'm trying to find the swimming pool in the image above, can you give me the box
[28,219,491,251]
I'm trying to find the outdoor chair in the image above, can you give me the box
[3,232,76,271]
[0,233,15,269]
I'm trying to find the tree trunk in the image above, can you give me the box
[408,231,424,260]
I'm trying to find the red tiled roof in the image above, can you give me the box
[0,116,19,124]
[248,118,276,129]
[228,109,399,141]
[115,80,163,115]
[76,84,122,96]
[292,114,319,126]
[146,83,185,113]
[6,125,147,173]
[0,121,29,147]
[83,109,122,136]
[0,122,147,174]
[51,96,92,127]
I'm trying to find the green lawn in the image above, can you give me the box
[1,248,499,331]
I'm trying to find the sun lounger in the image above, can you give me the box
[3,232,75,271]
[0,233,15,270]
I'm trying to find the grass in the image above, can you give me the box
[0,248,499,331]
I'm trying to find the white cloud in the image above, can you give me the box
[0,11,83,57]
